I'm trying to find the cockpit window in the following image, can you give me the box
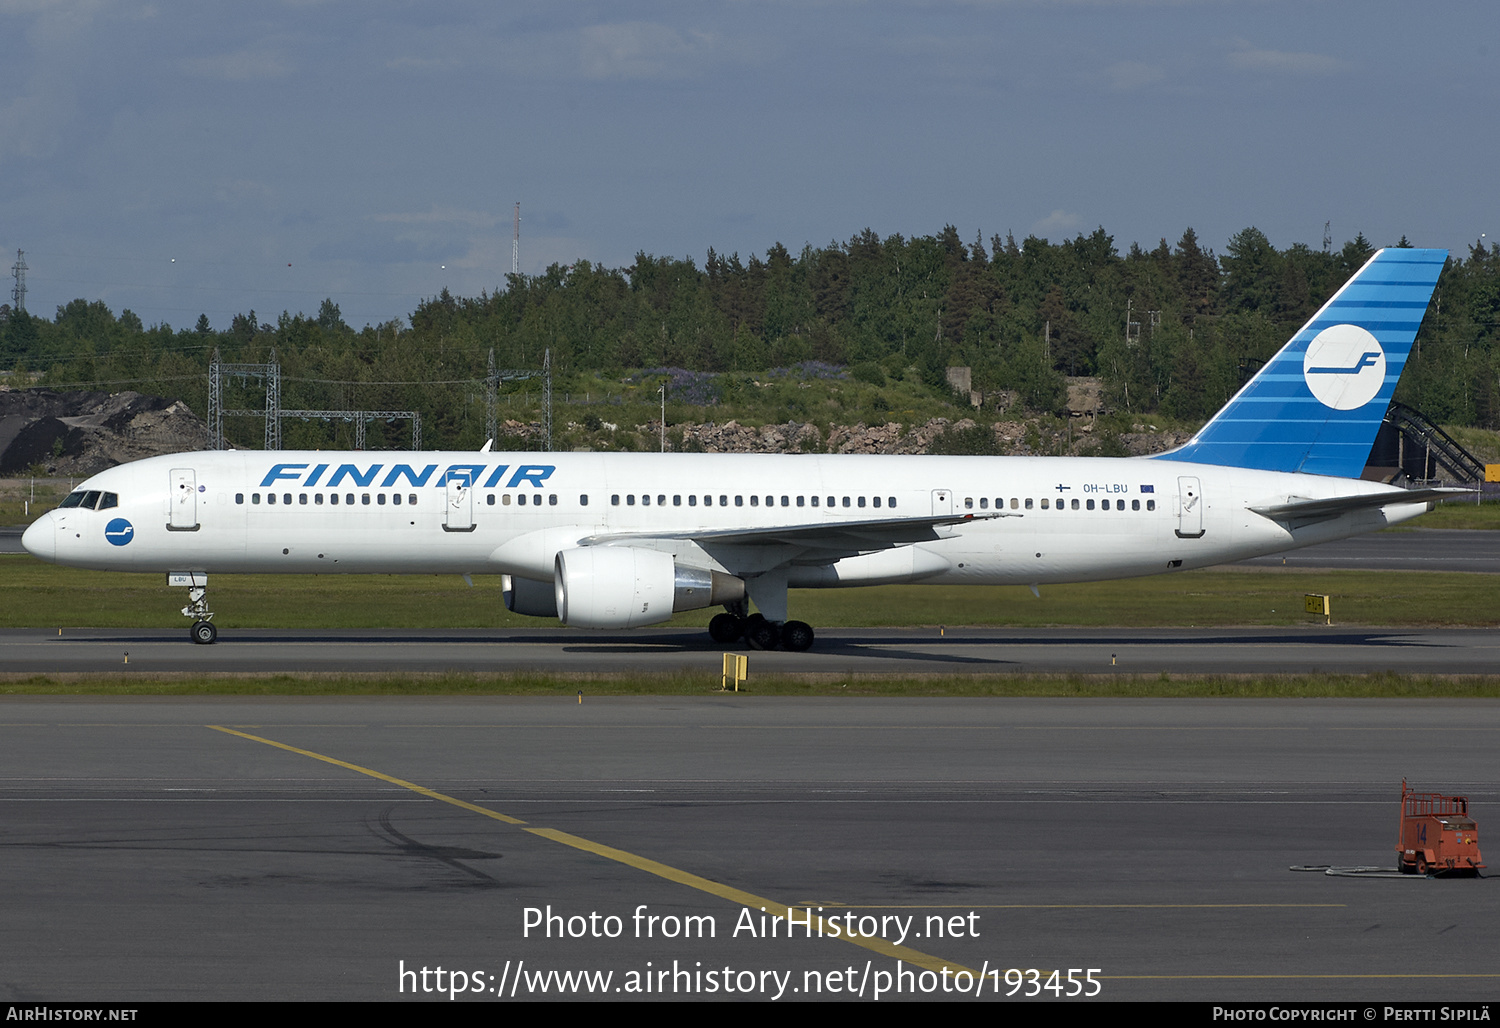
[59,491,86,508]
[97,492,118,510]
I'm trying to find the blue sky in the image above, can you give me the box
[2,1,1495,331]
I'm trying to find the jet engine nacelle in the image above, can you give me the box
[554,546,745,629]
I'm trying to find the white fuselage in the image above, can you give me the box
[23,449,1426,587]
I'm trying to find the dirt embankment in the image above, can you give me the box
[0,388,206,477]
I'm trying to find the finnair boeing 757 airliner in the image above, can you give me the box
[22,248,1462,650]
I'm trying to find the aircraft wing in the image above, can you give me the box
[1250,487,1472,521]
[580,511,1009,554]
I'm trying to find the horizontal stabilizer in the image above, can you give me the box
[1249,487,1471,521]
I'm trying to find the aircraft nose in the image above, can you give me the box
[21,513,55,563]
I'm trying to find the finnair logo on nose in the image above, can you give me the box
[1302,324,1387,410]
[104,518,135,546]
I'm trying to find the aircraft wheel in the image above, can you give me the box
[708,613,744,644]
[191,620,218,645]
[746,618,780,650]
[781,620,815,652]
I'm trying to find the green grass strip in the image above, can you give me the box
[4,554,1498,629]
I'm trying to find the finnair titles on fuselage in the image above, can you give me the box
[23,249,1461,650]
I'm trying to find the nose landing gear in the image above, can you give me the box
[171,573,217,644]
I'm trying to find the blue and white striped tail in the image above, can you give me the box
[1155,247,1446,479]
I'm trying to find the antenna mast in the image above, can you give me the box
[10,249,26,312]
[512,202,520,277]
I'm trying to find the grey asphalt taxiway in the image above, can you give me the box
[4,624,1500,676]
[4,527,1498,1004]
[1,696,1496,1002]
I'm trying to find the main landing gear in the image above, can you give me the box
[708,611,816,652]
[707,572,815,651]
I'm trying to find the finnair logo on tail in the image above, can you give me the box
[105,518,135,546]
[1302,324,1387,410]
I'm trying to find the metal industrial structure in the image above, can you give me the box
[10,249,26,313]
[485,347,551,452]
[206,347,552,452]
[1369,402,1487,485]
[207,349,421,451]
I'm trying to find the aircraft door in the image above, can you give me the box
[1176,476,1204,538]
[445,474,475,532]
[931,489,953,515]
[169,469,199,531]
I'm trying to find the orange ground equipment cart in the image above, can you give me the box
[1396,779,1484,875]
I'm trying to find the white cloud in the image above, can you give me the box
[385,54,461,73]
[373,207,500,229]
[580,22,717,80]
[1104,60,1166,91]
[1228,42,1348,76]
[181,48,293,81]
[1032,209,1083,236]
[213,179,278,208]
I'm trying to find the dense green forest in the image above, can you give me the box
[3,226,1498,449]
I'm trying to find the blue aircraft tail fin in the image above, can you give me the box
[1154,247,1446,478]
